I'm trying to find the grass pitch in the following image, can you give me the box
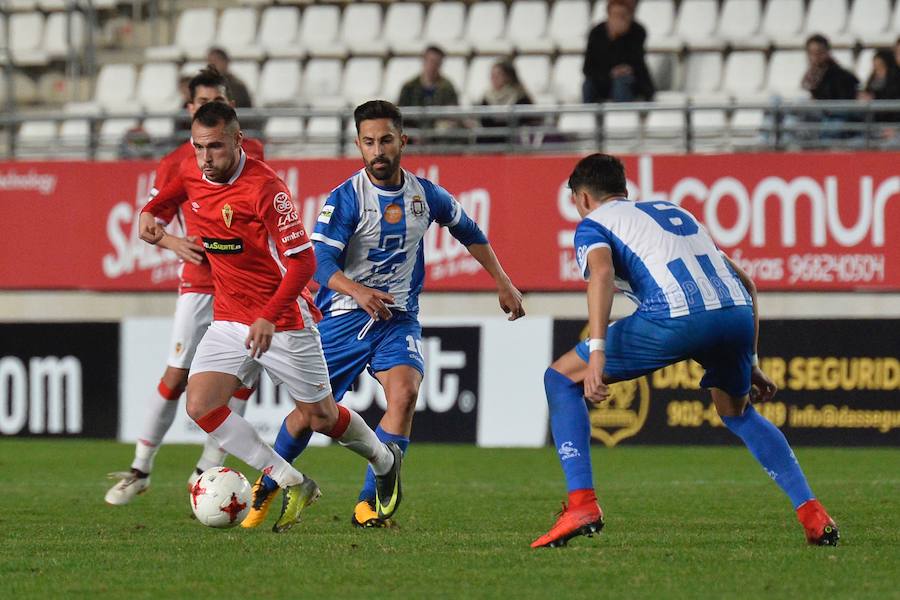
[2,440,898,599]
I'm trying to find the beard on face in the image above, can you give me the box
[366,154,400,182]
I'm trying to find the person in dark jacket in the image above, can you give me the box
[801,34,859,100]
[582,0,654,103]
[478,59,538,144]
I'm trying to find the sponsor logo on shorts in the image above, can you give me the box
[281,230,305,244]
[202,237,244,254]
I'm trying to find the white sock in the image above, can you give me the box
[335,408,394,476]
[131,385,180,473]
[194,397,248,473]
[205,409,304,488]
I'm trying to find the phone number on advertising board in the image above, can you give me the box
[787,253,885,284]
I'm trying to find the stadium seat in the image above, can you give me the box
[17,121,57,158]
[548,0,591,54]
[340,3,387,56]
[465,55,503,106]
[802,0,852,48]
[464,2,511,55]
[681,51,724,98]
[255,6,302,59]
[382,57,422,103]
[302,58,344,108]
[604,110,642,153]
[98,118,139,145]
[847,0,891,46]
[401,1,467,56]
[759,0,805,48]
[341,58,383,108]
[145,8,218,61]
[716,0,763,49]
[38,0,69,9]
[722,51,767,100]
[7,0,38,10]
[143,117,175,140]
[591,1,608,24]
[258,59,302,107]
[59,117,91,157]
[765,50,808,99]
[557,111,598,151]
[44,11,86,60]
[441,56,468,101]
[264,116,305,157]
[230,61,260,103]
[10,12,49,66]
[644,105,686,153]
[551,55,584,104]
[647,52,678,92]
[831,49,854,74]
[508,0,552,54]
[677,0,721,50]
[304,116,343,157]
[300,5,346,58]
[95,63,137,114]
[384,2,425,55]
[692,109,728,152]
[217,7,261,60]
[730,108,766,148]
[136,62,179,112]
[514,55,554,105]
[636,0,678,52]
[855,48,875,84]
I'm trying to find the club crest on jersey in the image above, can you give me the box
[411,195,425,217]
[222,204,233,228]
[273,191,299,230]
[174,342,183,356]
[384,203,403,224]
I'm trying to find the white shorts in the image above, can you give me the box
[166,293,214,369]
[190,320,332,402]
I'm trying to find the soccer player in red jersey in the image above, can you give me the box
[105,67,267,506]
[138,102,403,532]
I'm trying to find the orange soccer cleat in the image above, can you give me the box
[531,499,605,548]
[797,499,840,546]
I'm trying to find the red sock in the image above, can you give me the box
[568,489,597,507]
[325,405,351,439]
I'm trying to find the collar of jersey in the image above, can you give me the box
[202,149,246,186]
[364,168,406,197]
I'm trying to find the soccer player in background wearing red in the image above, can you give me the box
[105,67,267,506]
[139,102,403,532]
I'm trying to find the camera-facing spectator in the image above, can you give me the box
[206,47,253,108]
[858,49,900,123]
[398,46,459,108]
[478,59,538,144]
[582,0,654,103]
[801,34,859,100]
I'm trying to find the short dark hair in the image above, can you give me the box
[806,34,830,50]
[424,45,445,58]
[568,154,627,197]
[354,100,403,133]
[189,66,229,102]
[208,46,229,62]
[192,101,239,130]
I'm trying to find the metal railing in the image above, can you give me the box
[2,99,900,160]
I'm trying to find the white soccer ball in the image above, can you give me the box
[189,467,252,528]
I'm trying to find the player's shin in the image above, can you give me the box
[327,405,394,475]
[544,368,595,500]
[194,393,251,473]
[131,380,183,474]
[259,416,314,493]
[195,405,305,488]
[358,425,410,501]
[721,404,815,508]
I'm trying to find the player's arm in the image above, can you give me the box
[139,170,191,246]
[464,243,525,321]
[584,247,614,404]
[722,252,777,401]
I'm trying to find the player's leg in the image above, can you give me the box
[192,386,253,481]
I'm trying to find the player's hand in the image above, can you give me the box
[750,365,777,403]
[139,212,164,245]
[161,235,205,265]
[584,351,609,405]
[498,280,525,321]
[246,318,275,358]
[352,286,395,321]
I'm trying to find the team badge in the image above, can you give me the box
[589,377,651,447]
[222,204,233,228]
[174,342,183,356]
[411,195,425,217]
[384,203,403,224]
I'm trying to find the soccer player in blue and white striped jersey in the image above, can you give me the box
[532,153,838,548]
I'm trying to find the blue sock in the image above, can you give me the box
[544,368,594,493]
[359,425,409,502]
[260,417,313,493]
[722,404,815,509]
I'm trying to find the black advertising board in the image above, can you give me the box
[0,323,120,438]
[553,319,900,447]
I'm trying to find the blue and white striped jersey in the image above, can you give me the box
[311,168,486,317]
[574,199,751,318]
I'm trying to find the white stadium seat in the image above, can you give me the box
[464,2,511,55]
[765,50,808,99]
[404,1,467,56]
[557,112,598,151]
[692,109,728,152]
[143,118,175,139]
[304,116,342,157]
[382,57,422,103]
[230,61,260,104]
[10,12,49,66]
[759,0,805,48]
[831,49,854,73]
[647,52,678,92]
[341,58,383,108]
[722,51,767,100]
[59,118,91,156]
[7,0,38,10]
[508,0,552,54]
[441,56,468,101]
[146,8,218,61]
[514,55,553,104]
[551,55,584,104]
[548,0,591,54]
[18,121,57,158]
[257,6,303,59]
[258,59,302,107]
[465,55,502,106]
[847,0,891,45]
[716,0,763,49]
[644,106,686,153]
[604,110,642,153]
[218,7,261,60]
[384,2,425,55]
[592,1,608,24]
[302,58,344,108]
[300,5,346,58]
[677,0,721,50]
[340,3,387,56]
[264,116,305,157]
[99,118,139,144]
[95,63,137,113]
[136,62,180,111]
[636,0,678,52]
[44,11,86,60]
[855,48,875,84]
[682,52,723,97]
[803,0,852,47]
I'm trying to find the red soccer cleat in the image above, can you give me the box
[797,499,840,546]
[531,500,605,548]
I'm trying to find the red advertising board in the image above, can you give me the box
[1,153,898,291]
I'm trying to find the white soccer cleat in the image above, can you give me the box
[104,471,150,506]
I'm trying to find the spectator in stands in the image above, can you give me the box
[582,0,654,103]
[801,34,859,100]
[398,46,459,108]
[858,49,900,123]
[894,37,900,70]
[206,47,252,108]
[478,59,536,144]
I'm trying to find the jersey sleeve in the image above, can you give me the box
[310,182,359,251]
[420,178,488,246]
[142,162,190,220]
[574,219,612,281]
[149,154,184,224]
[257,179,311,257]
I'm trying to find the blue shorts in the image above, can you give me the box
[318,309,425,401]
[575,305,755,397]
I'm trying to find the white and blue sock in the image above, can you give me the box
[260,416,312,493]
[358,425,409,502]
[544,368,594,492]
[722,404,815,509]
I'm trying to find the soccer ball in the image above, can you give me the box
[189,467,252,528]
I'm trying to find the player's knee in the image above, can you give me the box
[185,397,208,422]
[387,384,419,417]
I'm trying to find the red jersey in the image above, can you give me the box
[145,152,321,331]
[151,137,266,294]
